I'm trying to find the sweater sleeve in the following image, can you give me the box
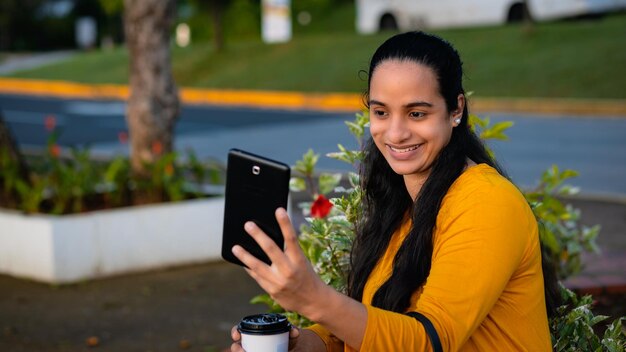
[358,183,533,351]
[306,324,344,351]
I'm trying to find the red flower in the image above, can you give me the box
[49,144,61,158]
[164,163,174,176]
[44,115,56,132]
[118,131,129,144]
[311,194,333,218]
[152,141,163,155]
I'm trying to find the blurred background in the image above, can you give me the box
[0,0,625,351]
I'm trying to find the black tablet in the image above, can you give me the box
[221,149,291,266]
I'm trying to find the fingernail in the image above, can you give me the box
[244,221,254,231]
[276,207,287,217]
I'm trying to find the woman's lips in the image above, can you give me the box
[388,145,419,153]
[386,143,421,160]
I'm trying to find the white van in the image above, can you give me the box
[356,0,626,33]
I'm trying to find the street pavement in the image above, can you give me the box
[1,93,626,198]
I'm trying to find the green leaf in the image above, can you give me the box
[560,169,579,181]
[480,121,514,141]
[345,120,364,138]
[289,177,306,192]
[540,225,561,254]
[293,149,319,176]
[318,173,342,195]
[589,315,609,327]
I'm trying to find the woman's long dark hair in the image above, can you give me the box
[347,31,560,318]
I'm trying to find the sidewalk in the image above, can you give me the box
[0,197,624,351]
[0,51,76,75]
[561,198,626,296]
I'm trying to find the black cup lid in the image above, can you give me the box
[238,313,291,335]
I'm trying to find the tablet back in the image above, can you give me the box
[221,149,290,266]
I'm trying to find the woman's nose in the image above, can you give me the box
[387,116,411,143]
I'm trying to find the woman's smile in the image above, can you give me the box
[386,143,422,160]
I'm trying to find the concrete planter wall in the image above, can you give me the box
[0,197,225,284]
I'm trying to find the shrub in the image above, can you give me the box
[0,117,223,214]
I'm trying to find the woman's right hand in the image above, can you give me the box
[230,325,326,351]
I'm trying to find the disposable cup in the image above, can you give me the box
[238,313,290,352]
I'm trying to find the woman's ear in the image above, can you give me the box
[451,94,465,126]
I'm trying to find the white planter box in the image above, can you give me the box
[0,197,225,284]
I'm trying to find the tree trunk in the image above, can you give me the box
[123,0,179,202]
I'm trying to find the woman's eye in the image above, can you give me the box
[373,110,387,117]
[409,111,425,119]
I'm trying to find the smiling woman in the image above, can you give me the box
[368,59,466,198]
[229,31,561,352]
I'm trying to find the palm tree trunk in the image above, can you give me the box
[123,0,180,202]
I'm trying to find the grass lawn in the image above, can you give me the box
[5,11,626,99]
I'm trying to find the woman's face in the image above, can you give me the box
[369,59,462,187]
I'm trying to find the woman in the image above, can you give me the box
[231,31,558,351]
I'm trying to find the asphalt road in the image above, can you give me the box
[1,93,625,198]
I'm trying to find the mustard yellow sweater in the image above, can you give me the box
[309,164,551,351]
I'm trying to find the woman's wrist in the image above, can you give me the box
[304,284,366,325]
[299,280,337,323]
[303,286,367,350]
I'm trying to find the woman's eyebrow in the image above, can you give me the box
[368,100,433,108]
[405,101,433,108]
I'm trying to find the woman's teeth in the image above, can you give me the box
[389,145,419,153]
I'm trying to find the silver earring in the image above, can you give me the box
[454,118,461,124]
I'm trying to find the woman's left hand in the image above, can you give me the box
[231,207,327,318]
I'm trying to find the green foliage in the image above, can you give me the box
[468,113,514,159]
[326,110,368,165]
[468,114,514,141]
[46,147,101,214]
[526,165,601,279]
[0,148,222,214]
[551,285,626,351]
[223,0,260,39]
[103,155,131,206]
[98,0,123,17]
[291,0,355,35]
[251,109,625,348]
[0,126,224,215]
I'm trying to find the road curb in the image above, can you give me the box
[0,78,362,113]
[1,77,625,116]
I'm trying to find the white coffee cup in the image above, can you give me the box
[238,313,290,352]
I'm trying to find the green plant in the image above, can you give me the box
[526,166,601,279]
[103,155,131,207]
[0,117,225,215]
[551,284,625,351]
[251,110,625,350]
